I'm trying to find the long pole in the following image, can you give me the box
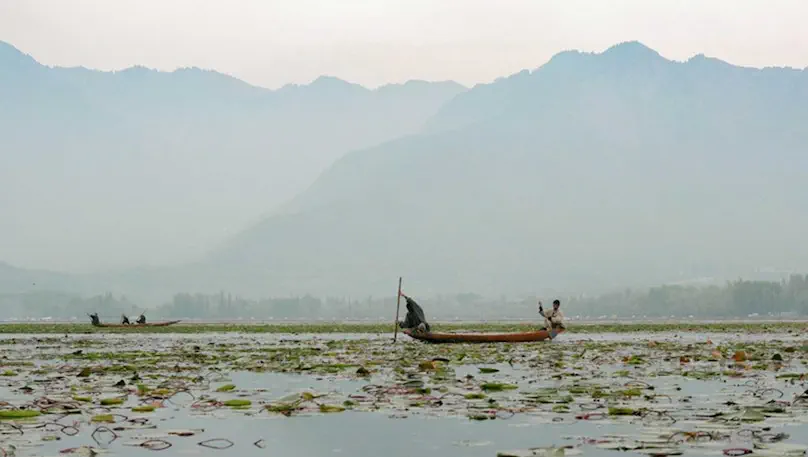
[393,277,402,342]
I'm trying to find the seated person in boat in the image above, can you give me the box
[121,314,131,325]
[136,314,146,325]
[88,313,101,326]
[398,293,431,333]
[538,299,565,331]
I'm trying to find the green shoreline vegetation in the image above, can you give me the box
[0,320,805,335]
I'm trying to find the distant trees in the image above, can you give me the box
[3,275,808,320]
[567,275,808,318]
[158,293,329,319]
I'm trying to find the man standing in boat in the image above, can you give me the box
[538,299,565,332]
[398,292,431,333]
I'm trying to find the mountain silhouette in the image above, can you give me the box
[0,41,466,270]
[3,41,808,302]
[187,41,808,298]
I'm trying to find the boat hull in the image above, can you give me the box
[403,328,563,344]
[92,320,181,328]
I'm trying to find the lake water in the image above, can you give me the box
[2,332,808,457]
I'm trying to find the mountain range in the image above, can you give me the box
[0,40,465,270]
[2,41,808,303]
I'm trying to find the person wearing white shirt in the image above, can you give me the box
[538,299,565,331]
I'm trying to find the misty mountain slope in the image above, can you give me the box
[0,262,82,294]
[195,42,808,298]
[0,41,466,271]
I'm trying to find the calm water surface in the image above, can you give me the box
[2,332,808,457]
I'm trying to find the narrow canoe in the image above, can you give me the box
[92,320,181,328]
[403,328,563,344]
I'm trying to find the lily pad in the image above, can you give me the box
[0,409,41,419]
[481,382,518,392]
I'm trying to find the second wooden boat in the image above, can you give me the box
[403,328,563,344]
[92,320,182,328]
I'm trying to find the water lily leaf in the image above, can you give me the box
[91,414,115,423]
[738,408,766,422]
[0,409,41,419]
[624,355,645,365]
[318,404,346,413]
[223,399,252,408]
[608,407,637,416]
[481,383,518,392]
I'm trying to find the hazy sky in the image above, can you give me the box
[2,0,807,88]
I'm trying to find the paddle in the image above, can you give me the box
[393,277,403,342]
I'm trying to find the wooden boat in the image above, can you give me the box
[403,328,563,344]
[91,320,181,328]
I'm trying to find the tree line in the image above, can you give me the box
[2,275,808,320]
[568,275,808,318]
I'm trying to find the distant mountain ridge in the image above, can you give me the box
[3,41,808,303]
[425,41,807,134]
[0,40,466,271]
[189,41,808,298]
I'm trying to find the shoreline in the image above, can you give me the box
[0,320,806,334]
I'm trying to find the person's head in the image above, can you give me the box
[552,299,561,310]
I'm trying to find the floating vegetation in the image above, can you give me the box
[318,404,346,413]
[223,399,252,408]
[1,325,808,456]
[131,405,156,413]
[0,410,41,420]
[90,414,115,423]
[481,382,519,392]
